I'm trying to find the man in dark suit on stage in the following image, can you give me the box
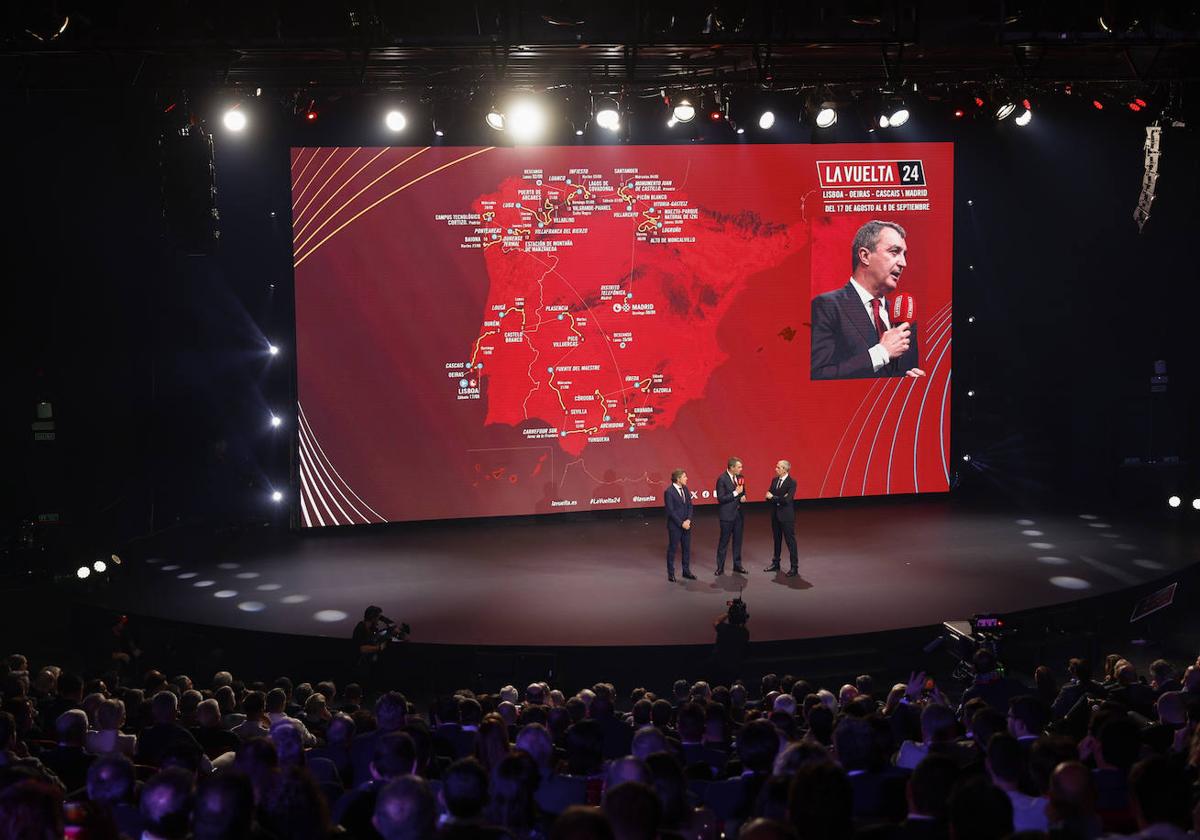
[810,219,927,381]
[763,459,799,576]
[714,457,748,576]
[664,469,696,582]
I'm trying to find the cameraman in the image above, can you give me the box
[711,598,750,685]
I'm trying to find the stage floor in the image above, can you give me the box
[93,499,1194,647]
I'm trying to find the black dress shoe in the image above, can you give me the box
[714,570,725,576]
[733,566,747,574]
[668,574,676,582]
[682,572,697,580]
[785,569,799,577]
[764,563,781,572]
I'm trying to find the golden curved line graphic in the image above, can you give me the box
[290,147,319,189]
[291,147,390,241]
[294,147,430,252]
[291,147,338,211]
[294,146,495,268]
[290,146,314,173]
[293,147,362,227]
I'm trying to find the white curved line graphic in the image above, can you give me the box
[297,403,387,523]
[885,302,953,493]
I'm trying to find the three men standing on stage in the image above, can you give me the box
[714,457,749,576]
[764,460,799,577]
[664,457,799,581]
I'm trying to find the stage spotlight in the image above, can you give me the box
[384,110,407,132]
[594,98,620,131]
[962,454,972,462]
[953,108,965,119]
[1193,498,1200,510]
[305,108,318,122]
[709,109,723,122]
[268,344,279,356]
[815,105,837,128]
[507,99,546,142]
[877,100,909,129]
[1015,109,1032,126]
[672,99,696,123]
[434,127,445,137]
[995,102,1016,121]
[1168,495,1181,508]
[735,126,745,135]
[223,108,247,132]
[77,566,91,579]
[93,559,107,573]
[888,107,910,127]
[271,490,284,503]
[270,414,282,428]
[111,554,122,566]
[758,110,776,130]
[1092,100,1104,110]
[967,389,976,397]
[485,108,505,131]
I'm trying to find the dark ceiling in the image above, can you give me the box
[3,1,1199,93]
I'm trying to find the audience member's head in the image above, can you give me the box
[602,781,661,840]
[773,740,832,777]
[1128,755,1191,830]
[0,780,64,839]
[832,715,877,772]
[907,753,959,820]
[552,805,615,840]
[139,768,194,840]
[441,757,489,821]
[605,756,652,791]
[787,763,853,840]
[1046,760,1097,823]
[486,751,542,836]
[86,753,136,805]
[376,691,409,732]
[947,778,1013,840]
[739,818,799,840]
[1007,695,1049,739]
[738,719,780,774]
[373,732,418,781]
[631,726,668,762]
[151,690,179,725]
[193,771,255,840]
[55,708,88,747]
[374,775,437,840]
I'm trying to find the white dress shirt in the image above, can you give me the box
[849,277,892,372]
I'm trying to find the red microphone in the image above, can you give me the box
[890,293,916,325]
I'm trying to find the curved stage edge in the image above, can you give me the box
[80,497,1195,647]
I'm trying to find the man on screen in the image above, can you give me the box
[664,469,696,583]
[763,460,799,577]
[810,220,927,381]
[714,458,748,576]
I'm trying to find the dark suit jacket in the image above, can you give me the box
[766,475,796,522]
[715,472,745,522]
[664,484,693,530]
[811,282,920,380]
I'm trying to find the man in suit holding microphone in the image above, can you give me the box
[764,460,799,577]
[715,457,748,576]
[664,469,696,582]
[810,220,927,381]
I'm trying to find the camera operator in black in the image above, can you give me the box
[711,597,750,685]
[352,606,410,686]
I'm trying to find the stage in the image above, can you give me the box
[82,497,1194,648]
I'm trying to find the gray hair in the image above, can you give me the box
[777,460,790,472]
[851,220,907,273]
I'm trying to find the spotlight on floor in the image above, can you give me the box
[271,490,284,503]
[93,559,107,573]
[223,108,247,132]
[1167,495,1181,508]
[384,110,407,132]
[77,566,91,579]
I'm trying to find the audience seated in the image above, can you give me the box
[0,644,1196,840]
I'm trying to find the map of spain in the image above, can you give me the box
[438,163,808,457]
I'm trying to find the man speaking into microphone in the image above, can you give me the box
[810,220,926,381]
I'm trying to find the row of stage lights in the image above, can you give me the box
[212,87,1131,140]
[1167,495,1200,510]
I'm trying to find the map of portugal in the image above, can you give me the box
[441,166,805,457]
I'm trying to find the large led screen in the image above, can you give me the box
[290,143,953,525]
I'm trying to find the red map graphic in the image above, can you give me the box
[458,170,804,457]
[290,144,954,525]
